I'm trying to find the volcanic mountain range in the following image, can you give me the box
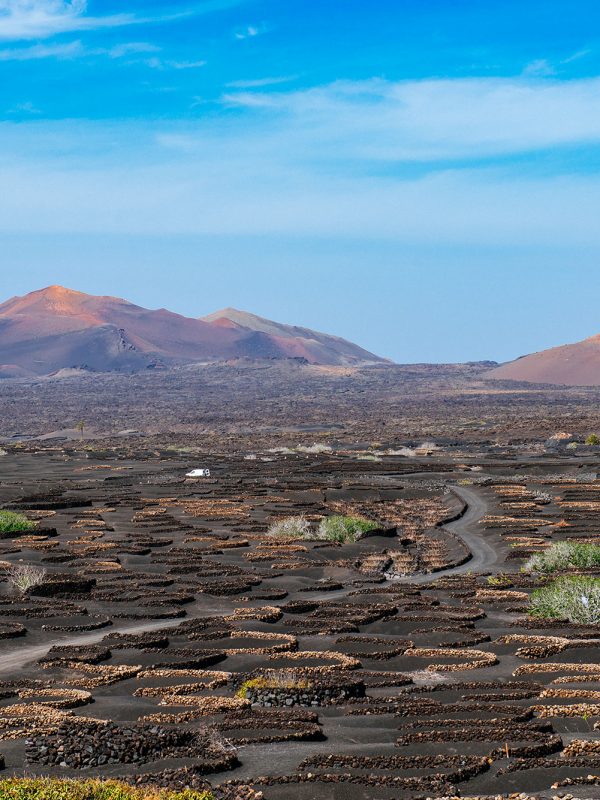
[0,286,388,376]
[2,286,600,385]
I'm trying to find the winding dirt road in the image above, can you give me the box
[406,484,496,585]
[0,616,189,677]
[0,484,494,673]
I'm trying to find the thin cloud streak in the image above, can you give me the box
[0,38,207,69]
[0,39,161,60]
[522,47,593,77]
[0,0,245,41]
[226,75,297,88]
[0,0,144,40]
[0,38,82,59]
[221,75,600,161]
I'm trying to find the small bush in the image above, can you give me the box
[0,779,213,800]
[585,433,600,445]
[487,575,512,587]
[6,564,47,593]
[0,511,34,533]
[317,515,378,543]
[266,668,310,689]
[237,670,311,698]
[296,443,333,454]
[530,576,600,624]
[524,541,600,574]
[267,516,311,539]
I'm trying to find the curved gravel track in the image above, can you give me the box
[0,485,495,673]
[404,484,496,585]
[0,615,190,676]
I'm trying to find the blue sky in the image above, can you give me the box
[1,0,600,363]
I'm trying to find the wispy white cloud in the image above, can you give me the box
[0,38,208,69]
[0,37,82,59]
[233,22,270,40]
[522,58,556,77]
[163,58,206,70]
[221,76,600,161]
[221,90,276,108]
[0,0,141,40]
[107,42,160,59]
[561,48,592,65]
[139,55,206,70]
[2,136,600,247]
[226,75,296,88]
[0,0,243,41]
[523,48,592,77]
[0,38,162,61]
[3,75,600,245]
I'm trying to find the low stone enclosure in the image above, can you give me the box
[0,448,598,799]
[234,671,366,708]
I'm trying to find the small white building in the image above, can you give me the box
[186,468,211,478]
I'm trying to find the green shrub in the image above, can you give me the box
[317,515,378,543]
[267,515,311,539]
[529,576,600,624]
[236,677,267,698]
[268,516,379,543]
[487,575,512,587]
[0,779,213,800]
[585,433,600,445]
[524,541,600,574]
[0,511,34,533]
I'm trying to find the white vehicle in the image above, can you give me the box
[186,468,211,478]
